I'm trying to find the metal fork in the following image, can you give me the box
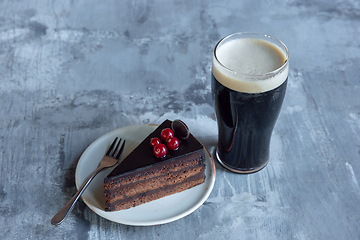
[51,137,125,226]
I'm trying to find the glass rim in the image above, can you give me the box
[213,32,289,77]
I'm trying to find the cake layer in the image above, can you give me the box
[105,173,205,211]
[105,162,205,202]
[104,153,205,191]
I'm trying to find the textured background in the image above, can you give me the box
[1,0,360,239]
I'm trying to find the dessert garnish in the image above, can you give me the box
[160,128,174,141]
[153,143,167,158]
[171,119,190,139]
[166,136,180,150]
[151,127,181,158]
[150,137,161,147]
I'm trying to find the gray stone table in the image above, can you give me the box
[1,0,359,239]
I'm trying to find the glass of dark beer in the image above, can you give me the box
[211,32,289,173]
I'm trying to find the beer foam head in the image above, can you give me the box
[213,35,289,93]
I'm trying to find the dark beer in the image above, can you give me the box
[212,33,289,173]
[212,75,287,172]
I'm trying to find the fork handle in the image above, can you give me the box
[51,166,103,226]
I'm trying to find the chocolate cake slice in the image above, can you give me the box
[104,119,206,211]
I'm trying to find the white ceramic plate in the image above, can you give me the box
[75,124,216,226]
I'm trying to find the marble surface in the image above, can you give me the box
[1,0,360,239]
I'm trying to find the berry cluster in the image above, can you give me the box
[150,128,180,158]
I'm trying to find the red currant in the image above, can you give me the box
[166,136,180,150]
[150,137,161,147]
[160,128,174,141]
[153,143,167,158]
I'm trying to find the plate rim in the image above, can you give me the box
[75,123,216,226]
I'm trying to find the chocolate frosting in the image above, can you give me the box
[105,119,204,179]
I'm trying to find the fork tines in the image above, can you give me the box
[106,138,126,160]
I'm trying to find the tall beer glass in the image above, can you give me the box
[211,33,289,173]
